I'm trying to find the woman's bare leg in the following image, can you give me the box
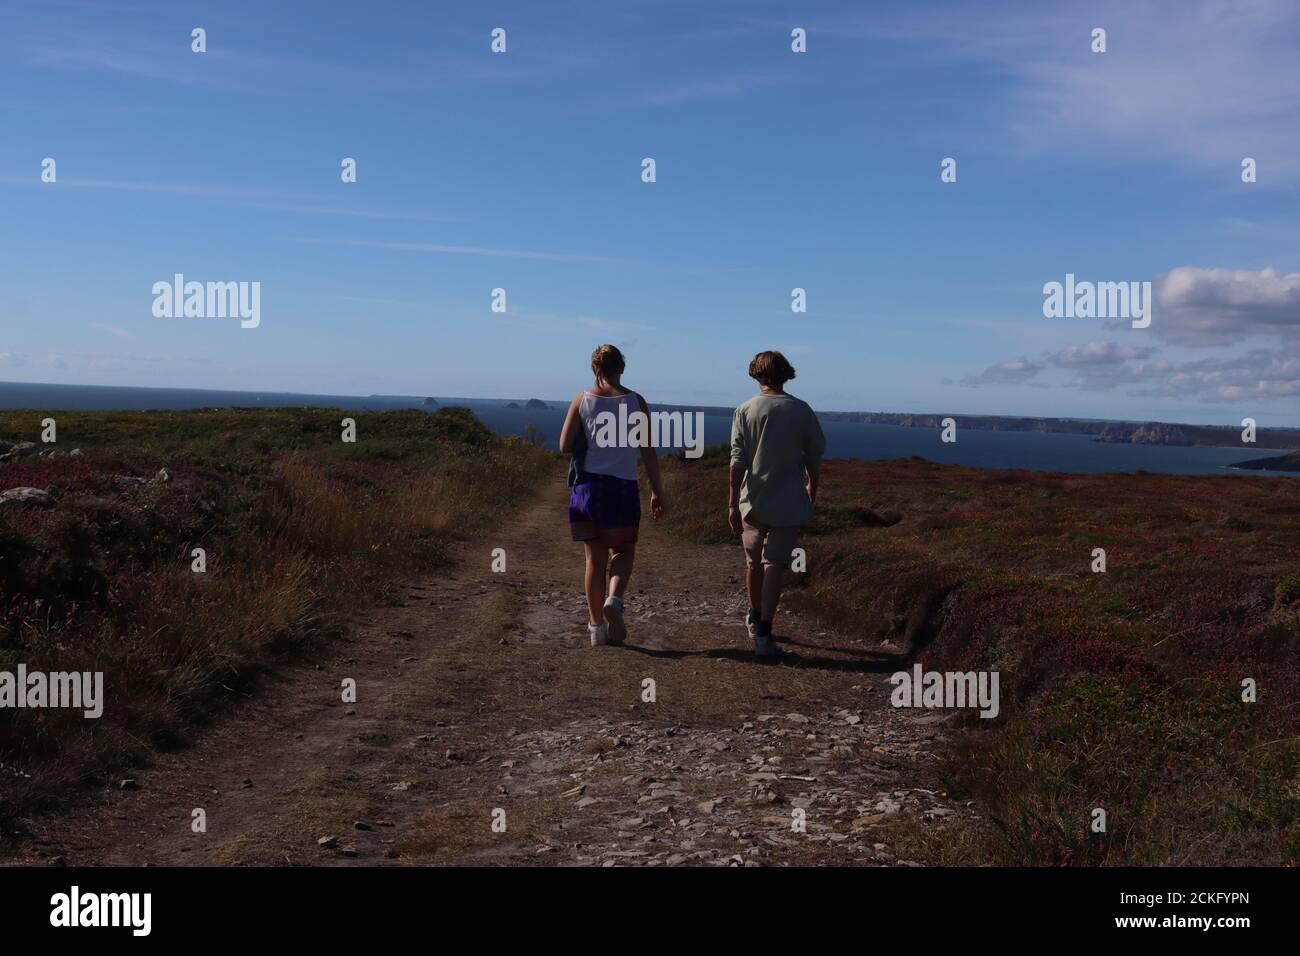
[584,542,609,624]
[608,540,636,598]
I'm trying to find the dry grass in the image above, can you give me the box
[660,447,1300,866]
[0,406,550,825]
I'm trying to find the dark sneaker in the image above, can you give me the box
[603,596,627,645]
[753,632,780,658]
[746,608,761,641]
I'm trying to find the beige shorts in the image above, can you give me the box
[741,517,800,569]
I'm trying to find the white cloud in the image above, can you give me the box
[970,341,1300,403]
[1154,266,1300,346]
[960,356,1044,386]
[1051,341,1156,366]
[1134,351,1300,402]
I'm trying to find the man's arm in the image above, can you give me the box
[728,407,747,534]
[804,463,820,505]
[803,405,826,506]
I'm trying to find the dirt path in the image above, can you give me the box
[11,469,975,867]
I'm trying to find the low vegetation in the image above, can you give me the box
[0,406,548,826]
[662,447,1300,866]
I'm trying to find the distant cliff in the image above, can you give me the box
[650,404,1300,451]
[1096,423,1193,446]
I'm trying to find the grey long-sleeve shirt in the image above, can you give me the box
[730,392,826,527]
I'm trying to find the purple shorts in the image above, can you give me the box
[569,472,641,542]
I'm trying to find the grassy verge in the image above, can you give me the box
[0,406,550,826]
[660,446,1300,865]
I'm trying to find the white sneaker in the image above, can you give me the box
[589,620,609,646]
[603,596,627,645]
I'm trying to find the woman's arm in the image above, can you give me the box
[558,393,583,454]
[636,394,666,518]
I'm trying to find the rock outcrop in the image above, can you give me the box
[1097,423,1193,446]
[0,487,55,509]
[0,441,39,463]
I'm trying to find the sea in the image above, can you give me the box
[1,380,1293,477]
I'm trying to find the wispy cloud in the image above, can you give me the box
[284,237,630,264]
[0,176,235,196]
[40,348,214,372]
[29,19,611,95]
[576,315,657,333]
[960,356,1045,387]
[826,0,1300,178]
[644,71,777,106]
[1050,341,1155,366]
[249,203,452,223]
[325,295,429,309]
[485,306,657,336]
[29,33,375,92]
[0,176,447,221]
[31,43,183,82]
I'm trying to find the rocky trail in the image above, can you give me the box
[10,470,976,867]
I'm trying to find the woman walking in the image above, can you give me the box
[559,344,666,646]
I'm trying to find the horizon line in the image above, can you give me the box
[0,377,1297,433]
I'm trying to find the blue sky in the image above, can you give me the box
[3,0,1300,425]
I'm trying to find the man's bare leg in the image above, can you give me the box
[746,564,764,612]
[760,562,784,628]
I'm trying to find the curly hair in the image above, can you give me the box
[748,350,796,388]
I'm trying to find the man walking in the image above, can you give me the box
[728,351,826,658]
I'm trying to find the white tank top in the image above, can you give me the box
[579,391,640,481]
